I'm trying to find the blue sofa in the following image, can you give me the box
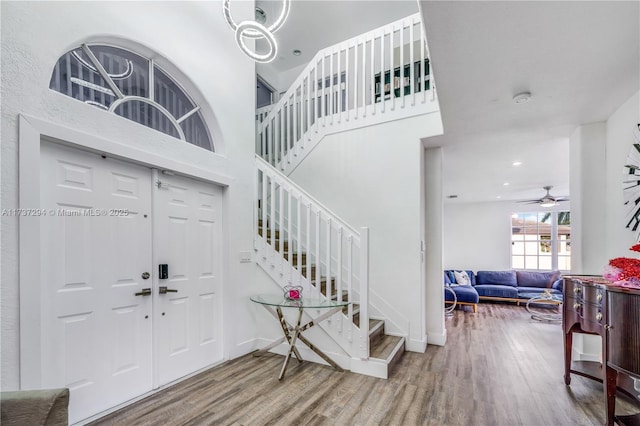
[445,270,563,309]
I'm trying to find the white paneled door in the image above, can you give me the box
[153,173,223,386]
[39,143,223,423]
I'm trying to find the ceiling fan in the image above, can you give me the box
[518,186,569,207]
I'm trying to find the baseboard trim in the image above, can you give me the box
[406,337,427,353]
[426,330,447,347]
[350,357,388,379]
[574,349,601,363]
[228,338,261,359]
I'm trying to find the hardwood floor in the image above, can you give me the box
[91,304,638,425]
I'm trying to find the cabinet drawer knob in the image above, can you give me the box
[573,286,581,294]
[596,312,603,321]
[573,303,581,310]
[597,293,603,302]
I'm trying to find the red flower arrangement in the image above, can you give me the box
[604,244,640,288]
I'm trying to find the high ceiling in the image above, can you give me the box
[256,1,639,205]
[420,0,639,204]
[255,0,419,74]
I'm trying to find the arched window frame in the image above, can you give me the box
[50,43,214,151]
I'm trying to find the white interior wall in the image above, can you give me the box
[0,1,279,390]
[289,113,443,351]
[444,202,512,271]
[443,200,571,272]
[605,91,640,256]
[569,91,640,274]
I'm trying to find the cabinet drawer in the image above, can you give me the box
[582,302,605,327]
[583,285,605,306]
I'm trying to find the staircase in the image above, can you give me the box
[253,13,436,379]
[256,13,437,176]
[255,157,404,378]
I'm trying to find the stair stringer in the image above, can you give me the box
[367,288,410,338]
[277,93,439,176]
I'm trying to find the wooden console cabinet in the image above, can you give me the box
[563,276,640,425]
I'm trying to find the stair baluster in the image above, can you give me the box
[255,155,369,359]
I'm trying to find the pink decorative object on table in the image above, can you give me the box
[283,285,303,300]
[604,244,640,289]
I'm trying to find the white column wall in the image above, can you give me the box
[0,1,279,390]
[424,147,445,346]
[570,92,640,273]
[569,123,608,274]
[568,91,639,361]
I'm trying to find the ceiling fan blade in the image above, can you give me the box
[517,200,542,204]
[556,197,570,202]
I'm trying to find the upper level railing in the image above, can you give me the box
[255,155,370,358]
[256,13,431,172]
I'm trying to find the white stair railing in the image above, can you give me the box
[257,13,434,175]
[255,155,370,359]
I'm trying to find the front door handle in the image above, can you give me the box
[135,288,152,296]
[159,286,178,294]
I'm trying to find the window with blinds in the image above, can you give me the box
[50,44,213,151]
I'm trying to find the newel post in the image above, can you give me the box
[359,227,370,359]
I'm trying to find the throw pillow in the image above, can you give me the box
[453,270,471,285]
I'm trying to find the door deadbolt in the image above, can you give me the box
[141,272,150,280]
[159,264,168,279]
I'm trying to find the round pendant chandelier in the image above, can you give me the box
[223,0,290,63]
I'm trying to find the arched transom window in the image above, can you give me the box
[50,44,213,151]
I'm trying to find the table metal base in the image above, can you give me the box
[253,305,345,380]
[526,296,562,322]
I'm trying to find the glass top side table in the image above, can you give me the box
[520,291,563,322]
[250,294,349,380]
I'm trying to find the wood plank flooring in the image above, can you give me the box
[90,304,639,425]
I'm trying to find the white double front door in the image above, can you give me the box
[39,143,223,423]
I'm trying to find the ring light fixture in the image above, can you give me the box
[235,21,277,63]
[223,0,290,63]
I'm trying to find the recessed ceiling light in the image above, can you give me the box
[503,182,510,186]
[513,92,531,104]
[512,161,522,166]
[497,195,502,199]
[292,49,302,56]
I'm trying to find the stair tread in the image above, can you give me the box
[368,319,384,334]
[370,335,404,360]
